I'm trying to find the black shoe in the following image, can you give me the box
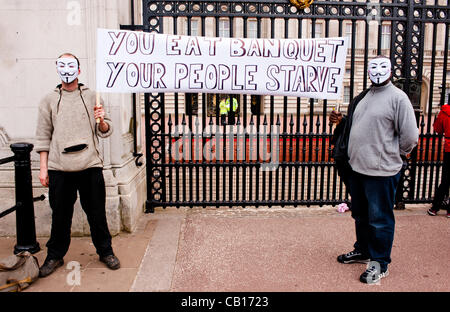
[427,208,438,216]
[337,250,370,264]
[360,265,389,284]
[39,258,64,278]
[99,254,121,270]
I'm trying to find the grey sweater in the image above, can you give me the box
[348,82,418,177]
[35,85,113,172]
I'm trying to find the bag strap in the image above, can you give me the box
[342,87,373,137]
[0,277,33,292]
[0,257,27,271]
[347,87,372,119]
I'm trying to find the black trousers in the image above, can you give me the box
[46,168,113,260]
[432,152,450,212]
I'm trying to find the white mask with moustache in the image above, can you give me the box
[56,57,79,83]
[368,58,391,85]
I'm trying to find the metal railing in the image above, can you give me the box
[0,143,42,254]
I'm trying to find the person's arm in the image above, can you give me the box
[39,151,49,187]
[35,96,53,187]
[95,109,110,133]
[93,96,113,138]
[330,110,343,125]
[94,102,109,132]
[396,97,419,156]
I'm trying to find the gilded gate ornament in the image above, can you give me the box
[289,0,314,10]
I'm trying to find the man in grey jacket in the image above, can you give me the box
[35,53,120,277]
[330,56,418,284]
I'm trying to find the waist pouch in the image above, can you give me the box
[62,144,88,153]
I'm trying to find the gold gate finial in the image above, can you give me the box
[290,0,314,10]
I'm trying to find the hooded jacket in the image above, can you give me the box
[433,104,450,153]
[35,84,113,172]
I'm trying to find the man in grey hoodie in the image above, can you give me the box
[330,56,418,284]
[35,53,120,277]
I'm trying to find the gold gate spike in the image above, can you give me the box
[290,0,314,10]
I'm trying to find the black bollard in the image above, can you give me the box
[11,143,40,254]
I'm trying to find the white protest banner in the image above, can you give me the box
[96,28,348,99]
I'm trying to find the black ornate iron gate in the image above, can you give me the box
[122,0,449,212]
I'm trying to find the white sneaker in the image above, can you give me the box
[360,265,389,284]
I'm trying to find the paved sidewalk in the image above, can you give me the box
[0,204,448,292]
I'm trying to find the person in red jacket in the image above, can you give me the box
[428,103,450,218]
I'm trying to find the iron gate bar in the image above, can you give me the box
[142,1,450,22]
[0,156,15,165]
[146,1,413,19]
[435,118,444,197]
[428,116,438,200]
[441,24,449,106]
[422,19,438,200]
[0,203,20,219]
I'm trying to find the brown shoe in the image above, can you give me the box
[39,259,64,277]
[99,254,120,270]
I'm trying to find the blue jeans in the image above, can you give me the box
[348,170,401,272]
